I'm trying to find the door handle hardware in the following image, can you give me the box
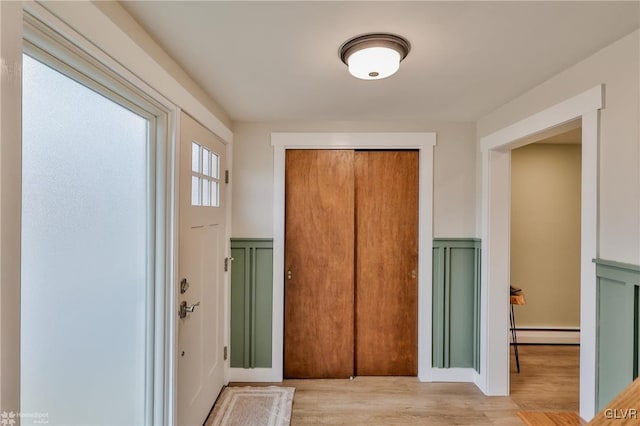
[287,270,292,280]
[410,270,417,279]
[179,300,200,318]
[180,278,189,294]
[224,257,235,272]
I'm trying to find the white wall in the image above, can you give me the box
[232,120,476,238]
[478,30,640,266]
[93,1,231,130]
[35,1,232,143]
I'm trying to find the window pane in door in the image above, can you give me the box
[192,176,201,206]
[203,147,211,176]
[21,54,148,425]
[213,181,220,207]
[203,179,211,206]
[192,142,201,173]
[212,152,219,179]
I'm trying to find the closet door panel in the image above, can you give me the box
[284,150,355,378]
[355,150,419,376]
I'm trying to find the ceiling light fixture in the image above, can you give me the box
[339,33,411,80]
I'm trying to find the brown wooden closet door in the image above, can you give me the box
[284,150,355,378]
[355,150,418,376]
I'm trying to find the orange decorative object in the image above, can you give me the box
[510,294,526,305]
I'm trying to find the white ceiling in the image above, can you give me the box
[121,1,640,123]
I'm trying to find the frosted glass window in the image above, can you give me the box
[191,141,220,207]
[21,54,148,425]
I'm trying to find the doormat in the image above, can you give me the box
[205,386,295,426]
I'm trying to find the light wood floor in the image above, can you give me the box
[227,345,580,425]
[510,345,580,413]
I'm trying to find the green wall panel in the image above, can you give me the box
[449,247,477,368]
[230,239,273,368]
[432,246,446,368]
[253,247,273,368]
[230,247,248,368]
[594,259,640,411]
[636,286,640,380]
[433,238,481,371]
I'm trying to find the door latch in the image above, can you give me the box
[179,300,200,319]
[180,278,189,294]
[224,256,234,272]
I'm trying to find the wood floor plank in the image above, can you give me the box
[220,345,580,425]
[285,377,519,425]
[518,411,586,426]
[509,345,580,412]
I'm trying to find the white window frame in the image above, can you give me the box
[14,3,236,424]
[21,10,174,425]
[3,2,235,424]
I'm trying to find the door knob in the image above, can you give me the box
[179,300,200,318]
[287,270,292,280]
[410,270,417,279]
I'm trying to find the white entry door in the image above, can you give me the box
[178,112,227,425]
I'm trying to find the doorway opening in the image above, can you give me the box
[479,85,602,420]
[508,123,582,411]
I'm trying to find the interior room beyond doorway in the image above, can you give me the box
[509,124,582,411]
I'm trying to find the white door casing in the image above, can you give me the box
[178,112,226,426]
[242,132,439,384]
[478,85,602,421]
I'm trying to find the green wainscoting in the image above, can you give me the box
[594,259,640,411]
[432,238,481,371]
[230,238,273,368]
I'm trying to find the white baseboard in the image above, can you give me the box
[427,367,477,382]
[512,328,580,345]
[228,368,282,383]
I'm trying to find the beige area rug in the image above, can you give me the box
[206,386,295,426]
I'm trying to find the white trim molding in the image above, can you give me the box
[230,132,440,383]
[478,85,603,421]
[229,368,282,383]
[514,329,581,345]
[26,1,232,144]
[430,368,478,383]
[0,0,24,415]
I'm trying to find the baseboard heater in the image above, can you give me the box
[511,328,580,345]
